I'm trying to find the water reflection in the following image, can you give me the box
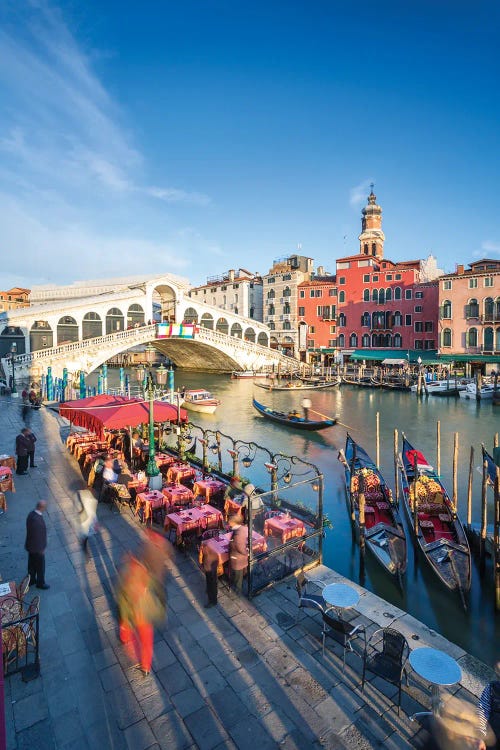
[88,369,499,665]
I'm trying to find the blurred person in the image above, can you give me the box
[477,663,500,749]
[201,538,219,608]
[24,427,37,468]
[418,694,494,750]
[240,483,264,528]
[77,490,99,558]
[15,427,30,474]
[224,476,243,504]
[25,500,49,589]
[228,512,248,594]
[21,394,32,425]
[102,457,118,484]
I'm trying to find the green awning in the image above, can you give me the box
[438,354,500,364]
[349,349,439,364]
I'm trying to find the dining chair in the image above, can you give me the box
[295,573,326,622]
[321,611,366,671]
[361,627,409,714]
[264,510,282,519]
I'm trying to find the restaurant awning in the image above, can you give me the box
[381,358,406,365]
[438,354,500,364]
[349,349,440,364]
[60,394,188,438]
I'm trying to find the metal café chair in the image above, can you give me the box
[295,573,327,622]
[321,611,366,671]
[361,627,409,714]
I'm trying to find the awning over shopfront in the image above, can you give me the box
[438,354,500,364]
[349,349,440,364]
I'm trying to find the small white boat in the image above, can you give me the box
[410,379,470,396]
[230,371,269,379]
[183,389,220,413]
[459,382,495,400]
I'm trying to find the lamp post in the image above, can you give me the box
[9,342,17,397]
[134,344,168,483]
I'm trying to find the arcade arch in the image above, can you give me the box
[57,316,79,345]
[82,312,102,339]
[106,308,124,334]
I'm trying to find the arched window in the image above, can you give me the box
[57,316,79,345]
[496,327,500,352]
[339,291,345,303]
[393,333,402,348]
[216,317,229,335]
[385,311,392,328]
[338,333,345,347]
[393,311,402,326]
[82,312,102,339]
[257,332,269,346]
[234,307,238,315]
[484,297,494,319]
[268,321,275,330]
[283,302,291,315]
[106,307,124,334]
[372,243,377,255]
[379,288,385,304]
[230,322,243,338]
[467,327,478,347]
[200,313,214,330]
[484,326,494,351]
[496,297,500,318]
[283,321,291,330]
[384,334,392,347]
[371,333,378,347]
[283,286,291,297]
[362,334,370,347]
[372,288,378,303]
[268,304,275,316]
[349,333,358,347]
[268,288,275,299]
[394,287,402,301]
[338,313,346,327]
[363,289,370,302]
[29,321,53,352]
[441,300,452,319]
[364,243,369,255]
[385,287,392,301]
[127,303,145,327]
[183,307,198,324]
[442,328,452,347]
[466,298,479,318]
[361,312,370,327]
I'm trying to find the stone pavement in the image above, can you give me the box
[0,397,488,750]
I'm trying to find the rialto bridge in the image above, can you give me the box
[0,274,298,380]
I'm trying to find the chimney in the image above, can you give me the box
[456,264,464,275]
[228,269,235,282]
[317,265,324,276]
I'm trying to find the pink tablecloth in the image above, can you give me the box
[165,504,223,541]
[135,490,168,524]
[155,453,177,469]
[193,479,226,502]
[167,464,197,484]
[162,483,194,506]
[199,531,267,576]
[264,514,306,544]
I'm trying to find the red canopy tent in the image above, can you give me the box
[60,395,188,438]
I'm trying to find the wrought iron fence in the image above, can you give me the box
[2,610,40,679]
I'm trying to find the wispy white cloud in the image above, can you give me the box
[0,1,212,288]
[349,179,373,208]
[481,240,500,255]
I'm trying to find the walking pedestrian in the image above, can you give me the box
[15,428,30,475]
[201,539,219,608]
[77,490,99,559]
[228,512,249,594]
[25,500,50,589]
[24,427,37,468]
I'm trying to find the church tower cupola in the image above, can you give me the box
[358,184,385,258]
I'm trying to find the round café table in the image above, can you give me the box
[322,583,360,611]
[409,647,462,719]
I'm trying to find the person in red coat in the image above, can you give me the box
[25,500,49,589]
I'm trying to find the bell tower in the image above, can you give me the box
[358,185,385,258]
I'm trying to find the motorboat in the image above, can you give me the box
[410,379,470,396]
[458,382,495,400]
[183,389,220,414]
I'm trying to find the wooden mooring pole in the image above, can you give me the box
[467,446,474,527]
[393,428,399,505]
[480,456,488,576]
[494,466,500,611]
[452,432,459,509]
[436,421,441,476]
[376,411,380,470]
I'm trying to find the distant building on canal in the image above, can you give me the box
[0,288,30,312]
[187,269,263,322]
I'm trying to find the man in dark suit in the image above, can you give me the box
[24,428,37,468]
[25,500,49,589]
[15,429,30,475]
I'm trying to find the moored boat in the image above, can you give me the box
[252,397,336,431]
[231,371,269,379]
[399,435,471,604]
[183,389,220,414]
[342,376,377,388]
[410,379,469,396]
[338,435,407,580]
[459,382,495,400]
[255,378,340,391]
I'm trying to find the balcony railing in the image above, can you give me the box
[481,313,500,323]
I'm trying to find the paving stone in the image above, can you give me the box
[183,705,229,750]
[171,687,205,718]
[156,662,194,697]
[285,665,329,707]
[105,685,144,730]
[151,710,194,750]
[92,646,118,671]
[208,686,252,729]
[123,719,156,750]
[151,639,177,670]
[85,718,127,750]
[51,708,84,748]
[192,664,227,697]
[229,714,277,750]
[99,662,128,692]
[15,718,57,750]
[45,678,79,720]
[139,690,173,723]
[13,690,49,732]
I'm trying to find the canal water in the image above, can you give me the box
[89,369,499,666]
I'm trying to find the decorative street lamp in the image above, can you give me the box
[9,342,17,397]
[134,344,168,485]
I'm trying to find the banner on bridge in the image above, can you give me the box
[157,323,197,339]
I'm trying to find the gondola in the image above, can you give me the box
[255,378,340,391]
[342,376,376,388]
[252,398,336,431]
[338,435,407,581]
[399,435,471,606]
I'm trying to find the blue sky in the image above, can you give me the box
[0,0,499,290]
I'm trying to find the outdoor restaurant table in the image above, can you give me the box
[224,494,245,519]
[199,531,268,576]
[165,504,223,543]
[135,490,167,523]
[75,442,109,461]
[322,583,360,610]
[162,483,194,506]
[0,467,15,494]
[0,455,15,471]
[126,474,149,495]
[408,647,462,717]
[263,513,306,544]
[155,453,177,469]
[193,478,226,503]
[0,581,21,623]
[167,463,197,484]
[66,433,98,450]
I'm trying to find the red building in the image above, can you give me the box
[297,275,337,363]
[335,189,439,359]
